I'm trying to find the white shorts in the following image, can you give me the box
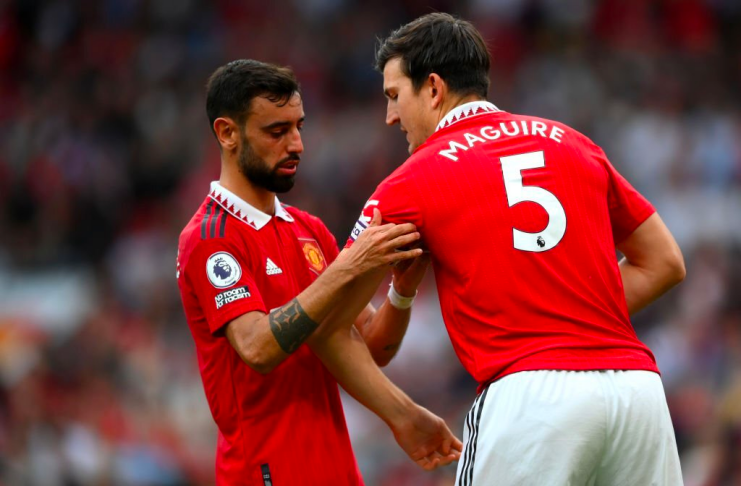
[455,370,683,486]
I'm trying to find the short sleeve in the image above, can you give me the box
[185,238,267,334]
[592,144,656,244]
[345,168,423,248]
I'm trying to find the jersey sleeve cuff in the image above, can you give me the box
[614,204,656,244]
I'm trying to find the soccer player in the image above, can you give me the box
[348,13,687,486]
[176,59,461,485]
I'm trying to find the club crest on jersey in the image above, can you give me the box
[299,238,327,274]
[206,251,242,288]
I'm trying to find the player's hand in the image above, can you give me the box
[390,405,463,471]
[391,251,431,298]
[339,209,422,275]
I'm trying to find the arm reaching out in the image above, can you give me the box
[304,213,459,469]
[310,324,462,470]
[617,212,686,315]
[226,210,423,373]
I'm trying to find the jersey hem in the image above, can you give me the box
[477,356,659,394]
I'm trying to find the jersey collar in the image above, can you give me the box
[435,101,500,132]
[208,181,294,230]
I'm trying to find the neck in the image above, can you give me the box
[219,158,276,215]
[436,94,487,127]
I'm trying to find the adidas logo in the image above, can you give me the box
[266,258,283,276]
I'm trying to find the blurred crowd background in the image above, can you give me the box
[1,0,740,484]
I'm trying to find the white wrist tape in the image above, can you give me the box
[387,283,417,309]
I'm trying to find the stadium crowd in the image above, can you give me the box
[0,0,739,484]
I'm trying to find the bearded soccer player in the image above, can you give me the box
[347,13,686,486]
[176,59,461,485]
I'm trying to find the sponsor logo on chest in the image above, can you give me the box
[266,257,283,275]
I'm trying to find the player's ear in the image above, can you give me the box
[213,117,240,152]
[428,73,445,109]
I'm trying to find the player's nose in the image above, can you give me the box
[287,127,304,154]
[386,104,399,126]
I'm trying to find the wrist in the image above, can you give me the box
[383,395,417,428]
[327,257,359,283]
[388,282,417,309]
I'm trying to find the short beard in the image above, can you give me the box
[237,138,297,193]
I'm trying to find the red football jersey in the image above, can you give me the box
[348,102,658,391]
[178,182,363,485]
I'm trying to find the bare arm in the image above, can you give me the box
[617,212,686,315]
[298,226,459,468]
[310,324,462,470]
[226,211,422,373]
[356,253,431,366]
[356,300,410,366]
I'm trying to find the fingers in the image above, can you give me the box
[386,231,421,250]
[436,452,460,467]
[379,222,418,239]
[370,207,382,227]
[411,436,463,472]
[388,248,424,264]
[367,209,415,237]
[415,450,460,471]
[451,435,463,453]
[391,258,413,274]
[415,454,440,471]
[442,432,464,455]
[354,220,418,247]
[441,437,451,455]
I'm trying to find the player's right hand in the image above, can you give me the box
[338,208,422,274]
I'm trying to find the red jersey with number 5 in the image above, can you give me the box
[347,102,658,390]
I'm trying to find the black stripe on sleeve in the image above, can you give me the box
[201,200,214,240]
[210,204,222,238]
[219,206,228,237]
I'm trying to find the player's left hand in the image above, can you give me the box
[391,251,431,298]
[390,405,463,471]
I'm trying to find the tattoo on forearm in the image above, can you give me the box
[269,298,319,354]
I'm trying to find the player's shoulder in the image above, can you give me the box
[178,197,210,250]
[513,112,602,149]
[179,198,250,255]
[533,113,597,141]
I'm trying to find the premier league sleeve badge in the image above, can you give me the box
[206,251,242,288]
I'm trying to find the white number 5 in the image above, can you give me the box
[500,151,566,252]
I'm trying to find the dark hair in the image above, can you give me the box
[206,59,300,131]
[375,13,490,98]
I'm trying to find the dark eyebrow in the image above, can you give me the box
[262,117,305,130]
